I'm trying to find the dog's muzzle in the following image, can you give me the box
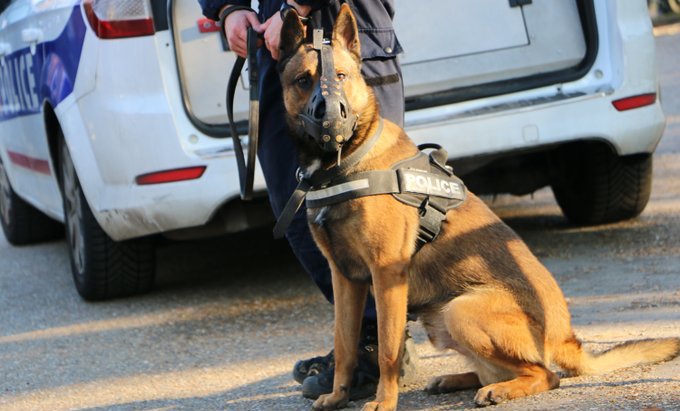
[298,42,358,153]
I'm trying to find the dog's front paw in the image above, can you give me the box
[473,384,511,407]
[361,400,397,411]
[312,393,349,410]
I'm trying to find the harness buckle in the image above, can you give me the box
[418,197,430,216]
[312,29,324,50]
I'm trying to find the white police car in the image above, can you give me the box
[0,0,665,300]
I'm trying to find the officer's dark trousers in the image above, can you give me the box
[257,47,404,324]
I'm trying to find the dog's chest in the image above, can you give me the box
[308,205,373,283]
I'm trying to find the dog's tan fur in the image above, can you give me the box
[278,6,680,411]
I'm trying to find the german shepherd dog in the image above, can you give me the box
[277,5,680,411]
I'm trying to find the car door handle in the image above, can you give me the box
[21,28,43,55]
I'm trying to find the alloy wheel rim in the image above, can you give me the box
[0,160,11,226]
[62,146,85,274]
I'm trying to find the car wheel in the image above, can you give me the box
[59,137,156,300]
[0,155,63,245]
[550,143,652,225]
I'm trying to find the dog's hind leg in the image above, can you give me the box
[425,372,481,394]
[472,363,559,406]
[312,262,370,410]
[442,288,560,407]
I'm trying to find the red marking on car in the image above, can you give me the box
[612,93,657,111]
[7,151,51,175]
[135,166,206,185]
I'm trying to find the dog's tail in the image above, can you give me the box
[552,335,680,376]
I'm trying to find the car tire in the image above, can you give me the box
[59,137,156,300]
[0,156,63,245]
[550,143,652,225]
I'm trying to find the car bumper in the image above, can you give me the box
[405,89,666,161]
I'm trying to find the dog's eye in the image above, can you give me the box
[336,72,347,81]
[296,75,311,89]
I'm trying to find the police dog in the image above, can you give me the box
[277,5,680,411]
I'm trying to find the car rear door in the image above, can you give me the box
[171,0,590,129]
[171,0,253,137]
[394,0,590,109]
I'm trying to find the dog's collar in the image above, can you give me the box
[273,118,384,239]
[301,118,384,187]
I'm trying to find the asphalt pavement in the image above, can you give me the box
[1,23,679,411]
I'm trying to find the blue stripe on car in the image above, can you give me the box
[0,6,86,121]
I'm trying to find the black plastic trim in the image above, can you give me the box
[405,0,599,112]
[151,0,169,31]
[509,0,533,7]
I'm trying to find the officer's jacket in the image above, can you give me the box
[197,0,403,67]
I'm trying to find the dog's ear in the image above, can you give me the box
[332,3,360,61]
[279,9,306,65]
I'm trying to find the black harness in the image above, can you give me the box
[273,118,467,250]
[308,145,466,248]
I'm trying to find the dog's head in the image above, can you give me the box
[278,4,377,162]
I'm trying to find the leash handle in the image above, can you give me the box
[226,27,260,200]
[244,27,259,200]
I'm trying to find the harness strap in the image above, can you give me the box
[303,148,466,248]
[306,170,398,208]
[272,119,384,239]
[272,179,312,239]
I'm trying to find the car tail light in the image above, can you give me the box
[135,166,206,185]
[83,0,155,39]
[612,93,657,112]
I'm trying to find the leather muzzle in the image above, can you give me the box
[298,41,358,153]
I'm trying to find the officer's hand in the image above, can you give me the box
[261,1,311,61]
[223,8,261,58]
[260,13,284,60]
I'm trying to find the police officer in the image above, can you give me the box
[198,0,411,400]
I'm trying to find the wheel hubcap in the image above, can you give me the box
[62,146,85,274]
[0,160,11,226]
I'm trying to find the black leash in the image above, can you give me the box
[226,27,259,200]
